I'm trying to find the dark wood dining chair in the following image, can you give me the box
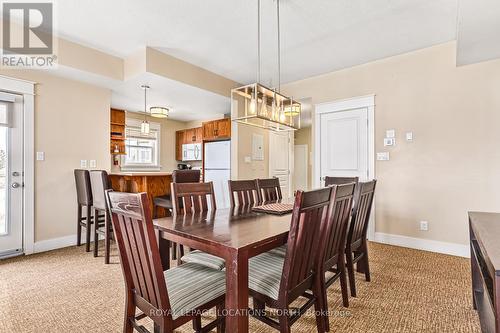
[228,179,260,206]
[106,191,226,333]
[171,182,225,270]
[256,177,282,202]
[345,180,377,297]
[153,169,201,218]
[171,181,216,214]
[324,176,359,186]
[74,169,100,252]
[248,187,333,333]
[316,182,356,329]
[89,170,113,264]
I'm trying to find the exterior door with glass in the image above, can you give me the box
[0,93,24,258]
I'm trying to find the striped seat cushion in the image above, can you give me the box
[181,250,226,270]
[165,262,225,319]
[267,244,287,257]
[249,252,285,301]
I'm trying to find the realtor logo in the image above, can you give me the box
[1,1,57,68]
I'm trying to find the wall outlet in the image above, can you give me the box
[36,152,45,161]
[406,132,413,141]
[80,160,87,168]
[420,221,428,231]
[386,129,395,138]
[89,160,96,168]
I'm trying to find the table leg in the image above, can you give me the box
[225,249,249,333]
[157,231,170,271]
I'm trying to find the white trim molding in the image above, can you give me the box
[373,232,470,258]
[34,233,104,254]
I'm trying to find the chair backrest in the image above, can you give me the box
[228,179,260,206]
[279,186,333,301]
[256,177,282,201]
[320,183,356,271]
[89,170,111,211]
[171,182,216,214]
[347,180,377,249]
[172,169,201,183]
[74,169,92,206]
[324,176,359,187]
[106,191,171,316]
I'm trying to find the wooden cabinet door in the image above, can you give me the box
[175,130,184,161]
[215,119,231,139]
[203,122,215,141]
[194,127,203,143]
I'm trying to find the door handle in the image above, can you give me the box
[11,182,21,188]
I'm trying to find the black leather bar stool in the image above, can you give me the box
[74,169,96,252]
[89,170,113,264]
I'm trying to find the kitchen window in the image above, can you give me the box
[121,119,161,171]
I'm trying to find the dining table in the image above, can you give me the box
[153,204,294,333]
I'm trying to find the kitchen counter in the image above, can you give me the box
[109,172,173,217]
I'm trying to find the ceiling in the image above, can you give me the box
[52,0,459,85]
[111,72,230,121]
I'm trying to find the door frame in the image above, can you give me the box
[314,95,375,239]
[0,75,35,255]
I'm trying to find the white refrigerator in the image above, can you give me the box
[204,140,231,208]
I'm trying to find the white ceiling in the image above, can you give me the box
[111,72,230,122]
[52,0,459,85]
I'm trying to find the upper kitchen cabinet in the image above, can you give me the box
[202,118,231,141]
[110,108,126,155]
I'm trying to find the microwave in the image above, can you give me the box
[182,143,202,161]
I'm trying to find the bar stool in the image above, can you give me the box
[89,170,113,264]
[74,169,97,252]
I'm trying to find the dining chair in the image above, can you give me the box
[324,176,359,186]
[154,169,201,261]
[89,170,113,264]
[316,182,356,330]
[256,177,282,201]
[345,180,377,297]
[74,169,102,252]
[248,187,333,333]
[172,182,226,270]
[106,191,226,333]
[228,179,260,206]
[153,169,201,218]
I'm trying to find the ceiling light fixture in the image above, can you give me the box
[231,0,301,131]
[140,84,150,134]
[150,106,169,118]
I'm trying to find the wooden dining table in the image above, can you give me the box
[153,205,293,333]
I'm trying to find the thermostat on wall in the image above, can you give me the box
[383,138,395,146]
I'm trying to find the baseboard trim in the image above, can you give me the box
[373,232,470,258]
[33,233,104,254]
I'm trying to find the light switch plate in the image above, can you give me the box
[244,156,251,163]
[377,152,390,161]
[383,138,395,146]
[80,160,87,168]
[89,160,96,168]
[406,132,413,141]
[386,129,395,138]
[36,152,45,161]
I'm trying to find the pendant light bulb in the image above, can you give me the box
[141,121,150,134]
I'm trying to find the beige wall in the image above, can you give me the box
[124,112,189,172]
[294,127,312,189]
[283,41,500,246]
[235,124,269,179]
[0,69,111,242]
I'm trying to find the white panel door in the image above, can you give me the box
[320,108,368,186]
[0,95,24,258]
[269,131,291,198]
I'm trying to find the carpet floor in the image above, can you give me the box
[0,242,480,333]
